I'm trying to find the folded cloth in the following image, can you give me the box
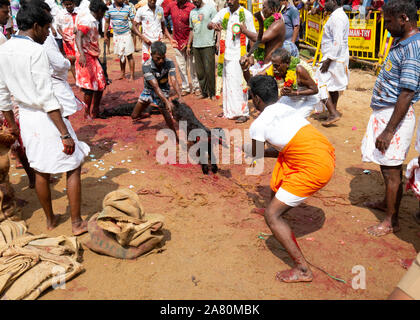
[0,220,83,300]
[85,189,165,258]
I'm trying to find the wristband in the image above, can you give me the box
[61,134,72,140]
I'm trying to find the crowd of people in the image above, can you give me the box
[0,0,419,299]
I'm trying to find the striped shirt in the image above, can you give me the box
[143,58,176,91]
[371,33,420,110]
[104,4,135,35]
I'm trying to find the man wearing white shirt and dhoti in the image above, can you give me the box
[134,0,176,63]
[315,0,349,127]
[0,1,90,235]
[208,0,256,123]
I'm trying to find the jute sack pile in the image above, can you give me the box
[84,189,165,259]
[0,220,83,300]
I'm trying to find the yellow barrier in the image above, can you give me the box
[303,10,385,62]
[417,9,420,28]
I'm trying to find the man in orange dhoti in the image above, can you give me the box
[246,75,335,283]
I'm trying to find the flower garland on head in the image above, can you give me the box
[215,7,247,99]
[253,12,282,64]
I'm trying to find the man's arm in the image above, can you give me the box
[375,89,415,153]
[104,17,111,45]
[47,109,75,155]
[169,74,183,101]
[75,30,87,66]
[186,29,193,56]
[162,20,177,47]
[282,65,318,97]
[291,25,300,43]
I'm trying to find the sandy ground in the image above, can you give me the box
[9,40,420,300]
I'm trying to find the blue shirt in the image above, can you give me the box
[282,4,300,42]
[105,4,135,35]
[371,33,420,110]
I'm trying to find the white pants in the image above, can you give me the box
[361,106,415,166]
[113,32,135,62]
[174,48,199,92]
[316,57,350,100]
[223,59,249,119]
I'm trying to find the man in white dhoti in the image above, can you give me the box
[0,1,90,235]
[361,0,420,237]
[104,0,144,81]
[315,0,349,127]
[208,0,256,123]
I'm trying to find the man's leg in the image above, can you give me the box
[188,51,200,94]
[131,100,151,119]
[203,46,216,99]
[35,170,61,230]
[14,146,35,188]
[322,91,341,126]
[193,47,207,98]
[119,58,126,80]
[91,90,104,119]
[265,197,313,282]
[174,48,190,94]
[83,90,94,119]
[366,165,403,236]
[66,166,87,235]
[127,54,135,81]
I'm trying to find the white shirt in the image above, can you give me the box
[45,0,63,39]
[44,33,78,117]
[0,36,61,113]
[134,5,164,42]
[211,6,256,61]
[249,103,309,151]
[321,7,349,62]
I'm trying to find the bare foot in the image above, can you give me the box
[72,220,88,236]
[363,200,386,212]
[275,267,313,283]
[128,75,134,82]
[118,73,125,80]
[321,114,341,127]
[366,222,400,237]
[81,167,89,175]
[47,214,64,231]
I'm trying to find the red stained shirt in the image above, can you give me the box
[164,1,195,49]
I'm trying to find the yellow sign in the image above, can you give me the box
[347,17,377,60]
[304,13,323,47]
[417,10,420,28]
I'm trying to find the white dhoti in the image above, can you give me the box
[279,93,321,118]
[223,59,249,119]
[315,58,350,100]
[52,78,84,118]
[19,107,90,174]
[113,32,135,62]
[361,106,415,166]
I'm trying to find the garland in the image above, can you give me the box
[277,56,300,90]
[253,12,282,63]
[215,7,247,99]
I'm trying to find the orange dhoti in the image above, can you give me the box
[270,125,335,206]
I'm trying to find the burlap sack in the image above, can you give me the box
[85,189,165,259]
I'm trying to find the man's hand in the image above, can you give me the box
[170,39,178,48]
[78,54,87,67]
[210,22,223,31]
[62,136,75,155]
[144,37,152,46]
[165,100,174,114]
[281,87,294,96]
[375,129,394,154]
[186,46,191,56]
[240,56,251,70]
[104,36,110,45]
[239,23,247,33]
[320,58,332,73]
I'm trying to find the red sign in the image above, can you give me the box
[349,29,372,40]
[308,20,320,32]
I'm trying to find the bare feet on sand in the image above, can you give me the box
[366,221,401,237]
[46,214,64,231]
[321,114,341,127]
[363,200,386,212]
[275,267,313,283]
[72,220,88,236]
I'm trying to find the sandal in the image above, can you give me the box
[235,116,249,124]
